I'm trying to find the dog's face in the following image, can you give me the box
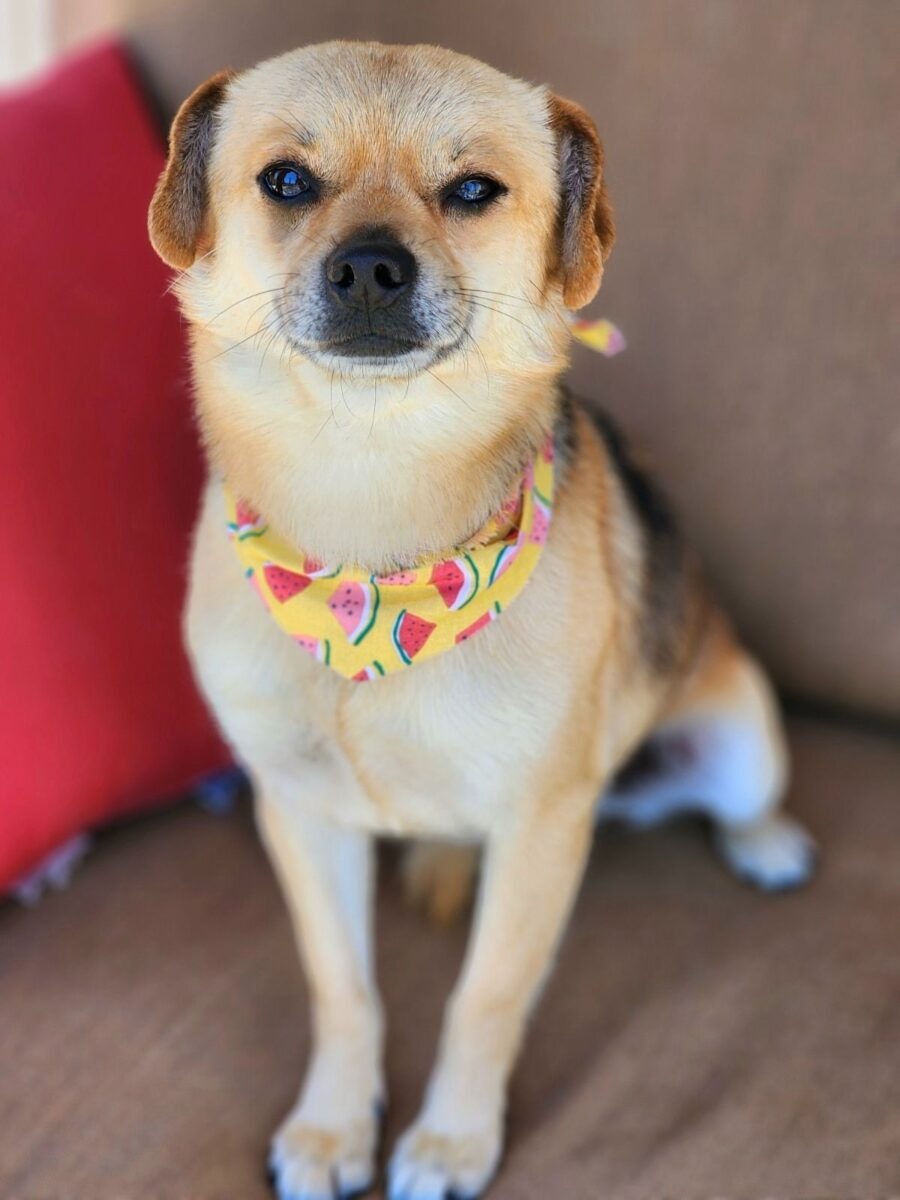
[150,42,613,384]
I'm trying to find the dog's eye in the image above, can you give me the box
[444,175,505,210]
[455,177,494,203]
[260,163,314,201]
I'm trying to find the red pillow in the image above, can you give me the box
[0,42,229,891]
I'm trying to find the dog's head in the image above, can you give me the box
[150,42,613,385]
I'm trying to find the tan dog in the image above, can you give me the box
[149,41,815,1200]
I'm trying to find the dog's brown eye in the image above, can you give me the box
[260,163,314,201]
[444,175,505,210]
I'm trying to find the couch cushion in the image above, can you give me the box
[1,716,898,1198]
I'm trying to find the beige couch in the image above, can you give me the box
[3,3,898,1196]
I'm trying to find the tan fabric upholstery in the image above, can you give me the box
[56,0,900,718]
[2,717,898,1198]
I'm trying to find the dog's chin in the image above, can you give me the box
[295,332,466,379]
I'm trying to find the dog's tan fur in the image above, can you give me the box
[150,42,814,1199]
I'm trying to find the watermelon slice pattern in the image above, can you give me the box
[293,635,331,665]
[392,611,437,664]
[455,603,502,643]
[328,581,380,645]
[375,570,417,586]
[235,499,260,527]
[529,495,551,545]
[488,543,518,586]
[352,661,386,682]
[302,556,340,578]
[264,563,313,603]
[226,434,553,680]
[429,554,479,610]
[230,499,267,540]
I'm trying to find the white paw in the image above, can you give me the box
[715,813,817,892]
[388,1120,502,1200]
[270,1109,377,1200]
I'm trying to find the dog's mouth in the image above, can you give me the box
[315,333,426,360]
[276,281,472,375]
[293,324,470,373]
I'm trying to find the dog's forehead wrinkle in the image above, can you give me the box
[236,41,549,157]
[263,109,316,148]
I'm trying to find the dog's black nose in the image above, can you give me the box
[325,235,417,310]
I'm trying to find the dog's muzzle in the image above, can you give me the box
[318,229,425,358]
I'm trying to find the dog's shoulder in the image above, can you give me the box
[558,389,702,674]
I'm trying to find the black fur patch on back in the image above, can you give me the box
[553,388,581,471]
[565,392,688,672]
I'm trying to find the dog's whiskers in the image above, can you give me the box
[202,287,287,332]
[452,275,564,336]
[461,326,492,400]
[422,364,476,414]
[456,293,544,340]
[369,380,378,438]
[337,368,358,421]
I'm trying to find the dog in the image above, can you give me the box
[149,41,816,1200]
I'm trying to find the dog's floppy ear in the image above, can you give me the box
[548,94,615,310]
[148,70,235,269]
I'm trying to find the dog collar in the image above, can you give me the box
[224,437,555,681]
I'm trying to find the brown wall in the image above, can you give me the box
[54,0,900,720]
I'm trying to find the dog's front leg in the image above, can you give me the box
[256,781,382,1200]
[389,796,595,1199]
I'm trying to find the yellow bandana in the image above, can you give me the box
[225,438,555,681]
[569,317,626,356]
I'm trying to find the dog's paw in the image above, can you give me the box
[401,841,479,925]
[715,813,817,892]
[387,1120,502,1200]
[269,1110,377,1200]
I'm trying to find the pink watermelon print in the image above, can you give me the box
[235,499,260,527]
[488,543,518,585]
[455,602,501,644]
[226,433,553,680]
[529,495,551,545]
[392,610,436,664]
[264,564,313,603]
[351,661,386,682]
[499,492,521,522]
[375,570,417,586]
[302,555,339,578]
[429,555,479,610]
[293,635,331,665]
[230,499,267,540]
[328,581,380,644]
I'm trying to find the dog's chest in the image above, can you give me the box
[189,482,596,836]
[304,632,568,837]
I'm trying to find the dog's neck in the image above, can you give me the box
[192,334,565,573]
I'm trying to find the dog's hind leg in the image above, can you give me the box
[602,636,817,891]
[401,839,480,924]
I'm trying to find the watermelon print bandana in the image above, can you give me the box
[225,437,555,681]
